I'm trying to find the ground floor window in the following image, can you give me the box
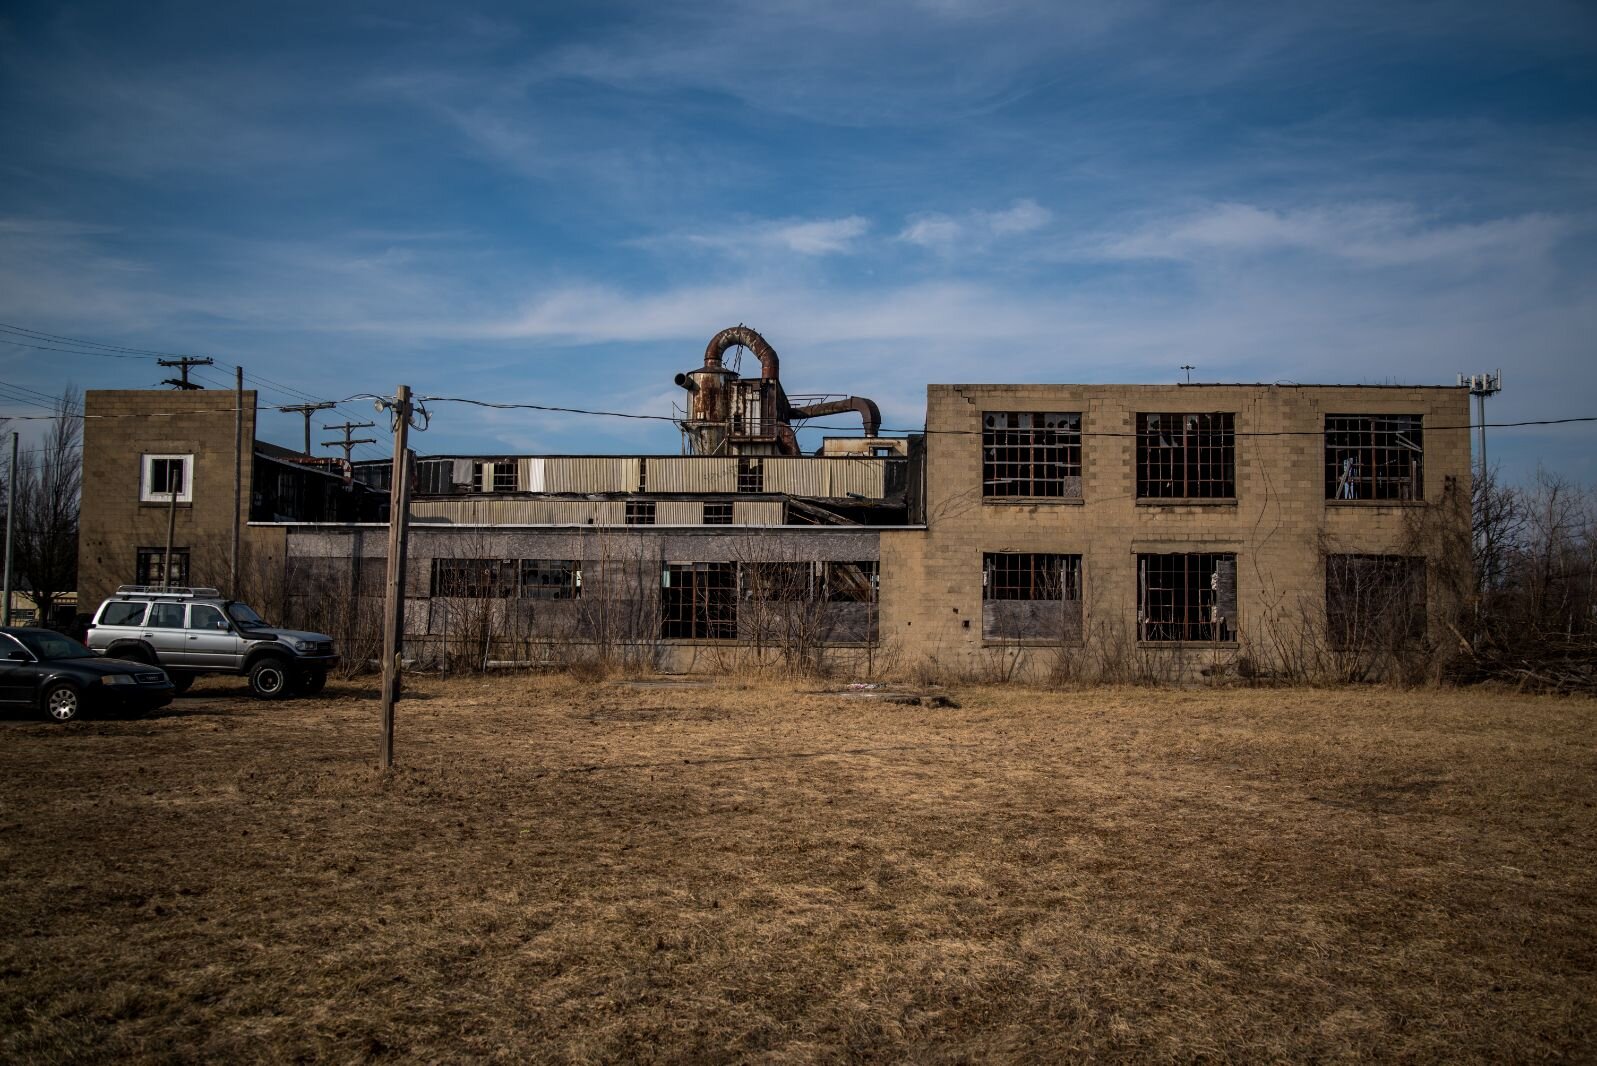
[431,558,581,599]
[135,547,189,588]
[1138,552,1236,642]
[1325,554,1426,647]
[982,552,1083,641]
[661,562,737,639]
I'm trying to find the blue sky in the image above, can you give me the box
[1,0,1594,483]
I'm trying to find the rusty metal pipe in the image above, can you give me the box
[704,325,780,382]
[789,396,882,437]
[673,372,699,393]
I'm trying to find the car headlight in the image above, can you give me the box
[102,674,136,686]
[288,638,311,652]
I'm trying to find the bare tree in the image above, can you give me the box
[14,389,81,626]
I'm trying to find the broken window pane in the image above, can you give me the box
[519,560,581,600]
[703,501,734,525]
[1324,415,1423,500]
[661,562,737,639]
[431,558,515,598]
[982,553,1083,641]
[1137,553,1237,641]
[1136,414,1236,499]
[625,500,656,525]
[982,412,1082,498]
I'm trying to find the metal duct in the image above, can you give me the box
[789,396,882,438]
[704,325,780,382]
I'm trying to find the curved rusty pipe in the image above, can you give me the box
[789,396,882,437]
[704,325,780,382]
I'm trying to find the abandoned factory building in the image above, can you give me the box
[78,327,1471,676]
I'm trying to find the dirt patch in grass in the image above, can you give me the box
[1,677,1594,1062]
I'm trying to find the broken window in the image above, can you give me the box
[982,412,1082,498]
[493,463,518,493]
[432,559,515,598]
[1325,555,1425,647]
[661,562,737,639]
[823,561,879,603]
[625,500,656,525]
[703,501,734,525]
[519,560,581,600]
[982,553,1083,641]
[1325,415,1423,500]
[737,458,764,493]
[1137,553,1237,642]
[1136,414,1235,499]
[742,562,813,601]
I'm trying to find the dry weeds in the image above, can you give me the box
[1,676,1593,1062]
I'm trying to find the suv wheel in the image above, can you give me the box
[43,682,83,723]
[248,659,294,700]
[170,674,194,695]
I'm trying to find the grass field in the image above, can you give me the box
[1,675,1593,1062]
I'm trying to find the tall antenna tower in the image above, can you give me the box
[1457,370,1503,479]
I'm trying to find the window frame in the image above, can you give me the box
[1324,554,1427,647]
[135,547,190,588]
[981,412,1083,500]
[981,552,1084,643]
[660,562,738,640]
[1324,415,1424,502]
[1135,414,1236,500]
[703,501,734,526]
[140,454,194,504]
[1136,552,1238,643]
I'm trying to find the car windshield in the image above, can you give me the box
[227,603,269,627]
[16,630,93,660]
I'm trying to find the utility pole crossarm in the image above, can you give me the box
[321,420,377,465]
[279,402,337,455]
[157,356,215,390]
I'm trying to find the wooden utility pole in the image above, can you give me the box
[322,420,376,465]
[279,401,335,455]
[163,475,178,590]
[157,356,213,390]
[379,385,414,770]
[233,366,243,597]
[2,431,15,625]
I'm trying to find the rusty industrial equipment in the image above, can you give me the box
[674,326,881,456]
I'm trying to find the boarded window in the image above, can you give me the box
[1138,553,1237,642]
[1136,414,1235,499]
[982,553,1083,641]
[661,563,737,639]
[703,501,734,525]
[823,561,878,603]
[1325,415,1423,500]
[625,500,656,525]
[982,412,1082,498]
[1326,555,1426,647]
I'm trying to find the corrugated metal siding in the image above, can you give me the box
[593,501,627,526]
[763,458,827,495]
[734,500,785,526]
[412,498,603,525]
[826,459,886,498]
[544,457,638,493]
[647,458,738,492]
[656,500,702,525]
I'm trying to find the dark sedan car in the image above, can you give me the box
[0,627,175,722]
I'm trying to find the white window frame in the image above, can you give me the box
[140,453,194,503]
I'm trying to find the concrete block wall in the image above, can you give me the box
[879,383,1473,673]
[79,390,285,610]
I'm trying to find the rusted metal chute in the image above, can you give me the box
[674,326,880,456]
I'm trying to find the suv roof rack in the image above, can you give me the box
[113,585,222,598]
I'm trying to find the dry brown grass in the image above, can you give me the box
[1,675,1593,1062]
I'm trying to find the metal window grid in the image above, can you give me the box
[737,458,764,493]
[982,553,1081,601]
[625,500,656,525]
[431,558,515,598]
[492,463,518,493]
[1325,554,1426,646]
[982,412,1083,498]
[703,501,734,525]
[1137,552,1236,641]
[135,547,190,588]
[1136,413,1236,499]
[1324,415,1423,501]
[661,562,737,639]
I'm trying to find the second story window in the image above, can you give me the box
[140,454,193,503]
[1325,415,1423,501]
[625,500,656,525]
[982,412,1082,498]
[1136,413,1235,499]
[703,501,734,525]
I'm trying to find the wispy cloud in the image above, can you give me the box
[666,215,870,257]
[899,199,1053,252]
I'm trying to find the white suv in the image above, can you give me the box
[86,586,339,698]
